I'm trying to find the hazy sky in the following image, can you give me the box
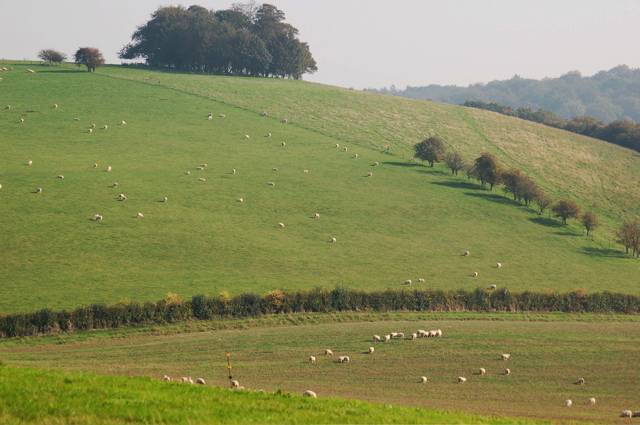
[1,0,639,89]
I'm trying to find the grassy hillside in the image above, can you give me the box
[0,62,639,314]
[2,312,637,424]
[0,367,548,425]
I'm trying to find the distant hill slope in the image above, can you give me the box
[378,65,640,122]
[1,62,640,314]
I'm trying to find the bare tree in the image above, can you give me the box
[444,151,466,175]
[38,49,67,64]
[616,219,640,256]
[581,211,599,236]
[552,199,580,225]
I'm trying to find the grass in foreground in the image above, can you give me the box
[0,366,547,425]
[1,313,636,424]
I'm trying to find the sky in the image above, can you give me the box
[1,0,639,89]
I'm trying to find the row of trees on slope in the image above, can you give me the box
[464,100,640,153]
[37,48,105,72]
[414,137,640,255]
[119,3,317,78]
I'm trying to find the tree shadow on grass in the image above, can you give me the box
[432,180,479,190]
[416,168,450,177]
[529,216,563,228]
[579,247,630,259]
[382,161,423,168]
[554,230,582,237]
[464,191,521,207]
[36,69,85,73]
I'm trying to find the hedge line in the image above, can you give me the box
[2,287,639,338]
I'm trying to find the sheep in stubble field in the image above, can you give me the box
[27,160,33,166]
[35,187,43,194]
[337,355,350,364]
[230,379,240,388]
[501,353,511,361]
[136,212,144,219]
[57,175,64,180]
[162,375,171,381]
[588,397,596,406]
[196,378,206,385]
[478,368,486,376]
[417,278,425,283]
[92,213,103,222]
[419,376,428,384]
[324,349,333,356]
[314,213,320,219]
[309,355,316,364]
[472,272,479,278]
[384,334,391,342]
[463,250,470,256]
[373,335,382,342]
[574,377,585,385]
[303,169,309,173]
[565,399,572,408]
[620,410,632,418]
[367,347,375,354]
[303,390,317,398]
[504,368,511,376]
[403,279,412,285]
[496,262,502,268]
[488,284,497,290]
[410,332,418,340]
[458,376,467,383]
[330,237,337,243]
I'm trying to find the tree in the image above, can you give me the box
[552,199,580,225]
[534,191,552,215]
[581,211,599,236]
[469,153,501,190]
[38,49,67,64]
[444,151,465,175]
[501,169,525,201]
[414,136,446,167]
[616,220,640,257]
[74,47,105,72]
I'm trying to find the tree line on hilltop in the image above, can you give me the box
[414,136,640,254]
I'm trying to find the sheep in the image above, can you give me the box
[303,169,309,173]
[106,165,112,172]
[504,368,511,376]
[26,68,35,73]
[428,330,436,337]
[237,197,244,203]
[182,377,194,385]
[478,368,486,376]
[565,399,572,407]
[621,410,633,418]
[372,161,379,166]
[488,284,497,290]
[496,262,502,269]
[574,377,585,385]
[417,330,428,338]
[88,128,93,134]
[35,187,43,194]
[102,125,108,130]
[314,213,320,219]
[309,355,316,364]
[111,182,119,188]
[366,171,373,177]
[392,332,405,339]
[501,353,511,361]
[219,113,226,118]
[196,166,204,171]
[136,212,144,219]
[419,376,428,384]
[198,177,207,182]
[0,184,2,190]
[337,355,350,364]
[232,168,237,175]
[244,134,250,140]
[185,171,191,175]
[92,214,103,222]
[588,397,596,406]
[27,160,33,166]
[410,332,418,340]
[463,250,470,256]
[260,111,268,117]
[281,118,288,124]
[436,329,443,337]
[230,379,241,388]
[93,163,98,168]
[281,141,286,147]
[162,375,171,381]
[353,153,359,159]
[335,144,340,148]
[162,196,168,203]
[324,349,334,356]
[373,335,382,342]
[303,390,317,398]
[417,278,425,283]
[57,175,64,180]
[267,182,276,187]
[208,114,213,121]
[457,376,467,383]
[367,346,374,354]
[330,237,337,243]
[53,103,58,109]
[472,272,479,278]
[272,167,278,172]
[121,120,127,126]
[343,147,348,152]
[90,123,96,129]
[117,193,127,201]
[403,279,412,285]
[195,378,206,385]
[384,334,391,342]
[19,117,25,124]
[266,132,272,138]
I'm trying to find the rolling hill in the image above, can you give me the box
[0,62,639,314]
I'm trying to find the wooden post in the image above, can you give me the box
[226,352,233,387]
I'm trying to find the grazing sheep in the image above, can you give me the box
[457,376,467,384]
[384,334,391,342]
[501,353,511,361]
[90,123,96,129]
[196,166,204,171]
[219,113,226,118]
[27,160,33,166]
[496,262,502,268]
[57,175,64,180]
[230,379,240,388]
[324,349,334,356]
[106,165,112,172]
[162,196,168,203]
[201,163,208,168]
[281,141,286,147]
[588,397,596,406]
[162,375,171,381]
[92,163,98,168]
[117,193,127,201]
[92,214,103,222]
[419,376,428,384]
[309,355,316,364]
[410,332,418,340]
[367,347,375,354]
[237,197,244,203]
[354,153,359,159]
[198,177,207,182]
[88,128,93,134]
[244,134,250,139]
[303,169,309,173]
[428,330,436,337]
[463,250,470,256]
[565,399,572,407]
[435,329,443,337]
[417,330,428,338]
[53,104,58,109]
[272,167,278,171]
[196,378,206,385]
[504,368,511,376]
[266,132,272,137]
[26,68,35,73]
[185,171,191,175]
[330,237,337,243]
[35,187,43,194]
[366,171,373,177]
[472,272,479,278]
[102,125,108,130]
[488,284,497,290]
[417,278,425,283]
[478,368,486,376]
[136,212,144,219]
[373,335,382,342]
[337,355,350,364]
[343,147,348,152]
[314,212,320,219]
[267,182,276,186]
[208,115,213,121]
[574,377,585,385]
[232,168,237,175]
[121,120,127,126]
[621,410,633,418]
[111,182,119,188]
[335,144,340,148]
[20,117,25,124]
[393,332,405,339]
[281,118,288,124]
[372,161,379,166]
[403,279,412,285]
[303,390,317,398]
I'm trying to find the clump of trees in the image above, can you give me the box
[74,47,105,72]
[552,200,581,225]
[617,220,640,257]
[468,153,501,190]
[38,49,67,64]
[119,3,317,79]
[414,136,446,167]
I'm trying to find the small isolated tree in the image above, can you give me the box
[444,151,466,175]
[616,219,640,256]
[581,211,599,236]
[414,136,446,167]
[535,191,552,215]
[74,47,105,72]
[469,152,501,190]
[552,199,580,225]
[38,49,67,64]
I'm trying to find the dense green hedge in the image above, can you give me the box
[1,288,639,338]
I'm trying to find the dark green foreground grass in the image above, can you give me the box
[0,366,547,425]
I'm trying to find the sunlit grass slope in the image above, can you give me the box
[0,62,638,313]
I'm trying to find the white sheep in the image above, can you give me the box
[354,153,359,159]
[504,368,511,376]
[314,213,320,219]
[93,213,103,222]
[162,375,171,381]
[463,250,470,256]
[201,163,208,168]
[457,376,467,383]
[111,182,119,188]
[208,115,213,121]
[309,355,316,364]
[472,272,479,277]
[367,347,374,354]
[303,390,317,398]
[373,335,382,342]
[574,377,585,385]
[19,118,25,124]
[88,128,93,134]
[335,144,340,148]
[197,166,204,171]
[106,165,112,172]
[102,125,108,130]
[57,175,64,180]
[185,171,191,175]
[267,182,276,186]
[403,279,412,285]
[198,177,207,182]
[260,111,268,117]
[237,197,244,203]
[419,376,428,384]
[303,169,309,173]
[27,160,33,166]
[393,332,405,339]
[621,410,633,418]
[35,187,43,194]
[588,397,596,406]
[384,334,391,342]
[417,330,428,338]
[343,147,348,152]
[121,120,127,126]
[266,132,272,138]
[565,399,572,407]
[90,123,96,129]
[501,353,511,361]
[324,349,333,356]
[26,68,35,73]
[428,330,436,337]
[338,355,350,363]
[244,134,250,139]
[330,237,337,243]
[488,284,497,290]
[232,168,237,175]
[281,118,288,124]
[478,368,486,375]
[281,141,286,147]
[272,167,278,172]
[117,193,127,201]
[230,379,240,388]
[162,196,168,203]
[136,212,144,219]
[496,262,502,268]
[410,332,418,340]
[417,278,425,283]
[219,113,226,118]
[366,171,373,177]
[373,161,379,166]
[278,222,285,229]
[0,184,2,190]
[53,104,58,109]
[196,378,206,385]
